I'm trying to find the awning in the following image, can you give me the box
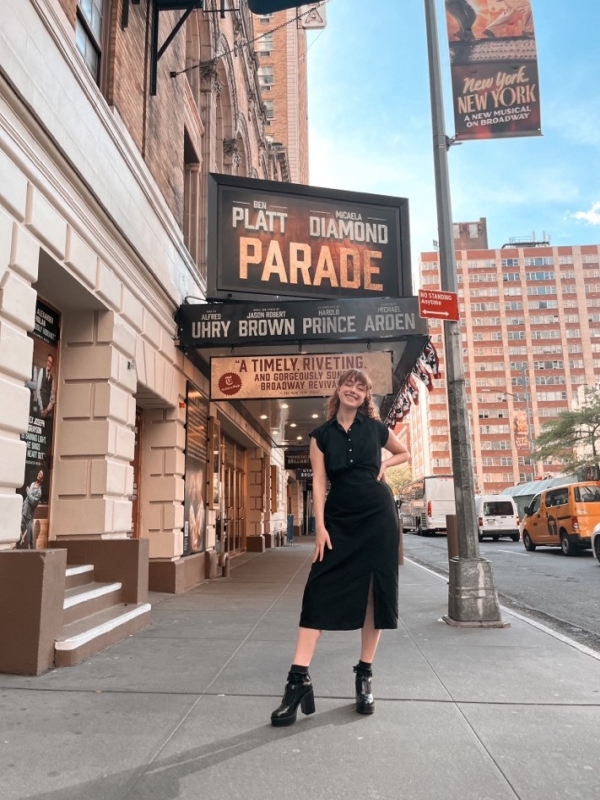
[175,296,429,447]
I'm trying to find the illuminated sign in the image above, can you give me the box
[207,174,411,301]
[284,450,311,470]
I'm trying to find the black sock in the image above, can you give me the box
[354,660,372,676]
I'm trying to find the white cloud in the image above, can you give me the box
[571,202,600,226]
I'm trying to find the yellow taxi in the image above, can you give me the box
[520,482,600,556]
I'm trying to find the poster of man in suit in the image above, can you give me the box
[18,300,60,549]
[183,384,208,555]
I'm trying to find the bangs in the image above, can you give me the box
[338,369,372,391]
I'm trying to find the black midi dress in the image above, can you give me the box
[299,413,399,631]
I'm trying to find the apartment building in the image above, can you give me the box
[0,0,309,673]
[412,230,600,494]
[255,4,323,183]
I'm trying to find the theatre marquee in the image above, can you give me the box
[177,296,426,348]
[207,174,412,302]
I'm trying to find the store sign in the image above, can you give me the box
[300,4,326,29]
[285,449,311,470]
[210,351,393,400]
[249,0,305,12]
[207,174,411,301]
[177,296,426,348]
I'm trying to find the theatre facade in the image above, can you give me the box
[0,2,428,675]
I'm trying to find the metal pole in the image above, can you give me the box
[423,0,504,625]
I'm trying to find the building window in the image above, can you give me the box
[526,271,555,281]
[256,32,274,55]
[183,132,202,274]
[76,0,106,83]
[263,100,274,123]
[525,257,554,266]
[258,66,274,90]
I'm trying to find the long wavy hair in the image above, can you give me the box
[325,369,380,421]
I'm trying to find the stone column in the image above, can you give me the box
[52,310,137,539]
[247,449,266,538]
[141,405,185,558]
[0,218,37,549]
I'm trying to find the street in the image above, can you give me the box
[402,532,600,652]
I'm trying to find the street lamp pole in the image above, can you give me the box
[423,0,504,625]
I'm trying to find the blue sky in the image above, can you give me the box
[305,0,600,278]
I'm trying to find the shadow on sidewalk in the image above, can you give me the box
[25,703,361,800]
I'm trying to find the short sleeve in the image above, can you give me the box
[309,425,326,453]
[375,420,390,448]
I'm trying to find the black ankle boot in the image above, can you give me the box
[353,664,375,715]
[271,672,315,727]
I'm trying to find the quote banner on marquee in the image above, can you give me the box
[210,351,393,400]
[445,0,541,140]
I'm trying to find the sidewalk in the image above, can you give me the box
[1,541,600,800]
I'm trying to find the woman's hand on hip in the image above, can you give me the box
[313,526,332,563]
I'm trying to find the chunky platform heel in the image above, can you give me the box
[354,665,375,715]
[271,673,315,727]
[300,688,315,715]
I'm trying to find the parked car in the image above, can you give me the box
[520,482,600,555]
[592,523,600,564]
[475,495,520,542]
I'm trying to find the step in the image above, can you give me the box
[62,581,122,625]
[65,564,94,590]
[55,602,152,667]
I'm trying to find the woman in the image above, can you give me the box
[271,369,410,727]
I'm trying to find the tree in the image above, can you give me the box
[533,388,600,474]
[384,464,412,497]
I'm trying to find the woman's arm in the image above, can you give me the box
[310,436,332,562]
[377,430,410,482]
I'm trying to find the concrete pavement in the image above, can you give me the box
[1,541,600,799]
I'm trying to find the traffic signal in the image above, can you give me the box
[248,1,306,12]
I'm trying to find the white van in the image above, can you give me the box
[475,495,520,542]
[399,475,456,535]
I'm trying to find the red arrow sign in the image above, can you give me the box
[418,289,459,321]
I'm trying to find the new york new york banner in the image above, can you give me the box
[445,1,542,140]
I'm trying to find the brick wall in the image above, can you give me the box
[107,4,186,222]
[56,0,77,26]
[257,10,308,184]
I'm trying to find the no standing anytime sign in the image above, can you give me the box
[418,289,459,321]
